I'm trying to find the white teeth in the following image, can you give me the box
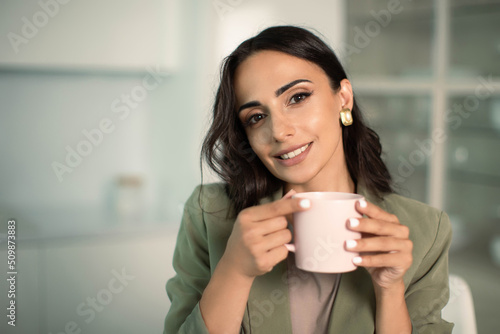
[280,143,309,160]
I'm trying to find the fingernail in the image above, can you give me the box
[353,256,362,264]
[358,200,367,208]
[299,199,311,209]
[346,240,357,249]
[349,218,359,228]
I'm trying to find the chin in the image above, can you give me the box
[268,162,319,186]
[277,173,315,187]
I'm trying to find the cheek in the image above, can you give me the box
[247,132,275,168]
[315,107,341,132]
[247,127,273,151]
[303,110,339,136]
[300,97,338,129]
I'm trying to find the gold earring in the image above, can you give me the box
[340,108,353,126]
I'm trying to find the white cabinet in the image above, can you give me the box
[0,228,178,333]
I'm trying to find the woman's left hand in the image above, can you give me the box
[345,200,413,290]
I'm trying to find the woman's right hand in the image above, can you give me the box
[220,190,311,278]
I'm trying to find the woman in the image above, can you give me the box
[164,26,453,333]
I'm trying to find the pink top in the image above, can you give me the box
[287,253,341,334]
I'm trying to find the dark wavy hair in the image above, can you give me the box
[201,25,392,215]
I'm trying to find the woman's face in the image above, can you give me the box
[234,50,353,191]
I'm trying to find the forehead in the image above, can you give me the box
[233,50,329,99]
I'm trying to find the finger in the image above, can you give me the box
[282,189,297,224]
[345,236,413,253]
[262,228,292,250]
[250,197,311,222]
[266,244,290,266]
[347,217,410,239]
[356,200,399,224]
[352,252,413,268]
[256,216,289,235]
[282,189,297,199]
[255,244,289,274]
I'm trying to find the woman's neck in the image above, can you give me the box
[283,168,356,194]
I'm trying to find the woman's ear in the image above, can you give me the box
[338,79,354,110]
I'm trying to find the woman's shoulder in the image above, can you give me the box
[381,192,451,242]
[185,182,232,214]
[382,192,444,220]
[382,192,453,288]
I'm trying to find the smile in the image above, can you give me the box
[279,143,310,160]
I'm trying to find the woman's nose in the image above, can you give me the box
[270,112,295,142]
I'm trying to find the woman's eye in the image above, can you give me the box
[245,113,266,126]
[289,92,312,105]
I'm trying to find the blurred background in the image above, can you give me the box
[0,0,499,333]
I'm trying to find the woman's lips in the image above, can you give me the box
[279,143,310,160]
[274,142,312,167]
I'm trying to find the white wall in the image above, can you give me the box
[0,0,178,70]
[0,0,204,235]
[209,0,345,67]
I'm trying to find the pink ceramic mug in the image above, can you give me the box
[286,192,364,273]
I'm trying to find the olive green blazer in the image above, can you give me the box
[164,183,454,333]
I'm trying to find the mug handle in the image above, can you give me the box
[285,243,296,252]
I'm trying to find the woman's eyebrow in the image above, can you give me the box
[237,79,312,114]
[238,101,261,114]
[275,79,312,97]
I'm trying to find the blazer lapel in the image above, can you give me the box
[327,268,376,332]
[243,260,293,333]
